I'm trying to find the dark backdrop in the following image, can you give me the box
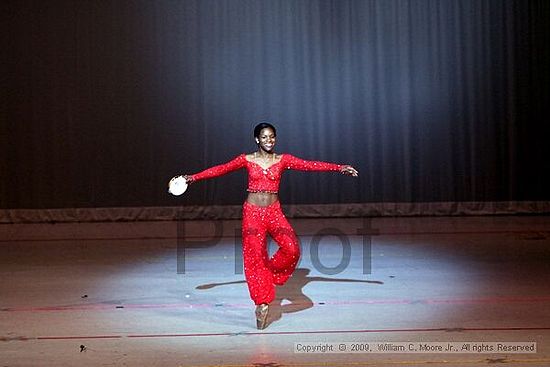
[2,0,549,209]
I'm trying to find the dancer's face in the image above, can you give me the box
[256,128,276,153]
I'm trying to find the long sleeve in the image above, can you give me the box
[190,154,247,182]
[283,154,343,172]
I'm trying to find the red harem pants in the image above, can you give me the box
[242,200,300,305]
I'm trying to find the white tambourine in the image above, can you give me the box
[168,175,188,196]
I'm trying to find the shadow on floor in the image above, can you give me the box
[196,268,383,327]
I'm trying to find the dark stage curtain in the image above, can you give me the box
[2,0,549,209]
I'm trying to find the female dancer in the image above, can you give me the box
[183,123,358,329]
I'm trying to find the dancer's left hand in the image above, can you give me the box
[340,165,359,177]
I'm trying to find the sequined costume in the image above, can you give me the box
[191,154,343,305]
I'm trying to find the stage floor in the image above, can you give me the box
[1,215,550,366]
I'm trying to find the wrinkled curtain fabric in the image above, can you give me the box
[2,0,549,212]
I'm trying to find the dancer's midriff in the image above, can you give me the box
[246,191,278,207]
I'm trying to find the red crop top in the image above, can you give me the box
[190,154,343,193]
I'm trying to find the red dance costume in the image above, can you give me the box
[191,154,342,305]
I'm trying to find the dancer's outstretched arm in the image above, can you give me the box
[184,154,247,184]
[284,154,358,176]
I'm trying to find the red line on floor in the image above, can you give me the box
[29,326,550,341]
[36,335,122,340]
[4,295,550,312]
